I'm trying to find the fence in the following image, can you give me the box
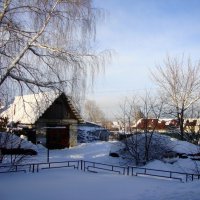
[0,160,80,173]
[127,166,200,182]
[83,160,126,175]
[1,160,200,182]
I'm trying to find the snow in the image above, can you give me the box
[0,132,37,150]
[1,92,60,124]
[172,139,199,154]
[0,92,82,125]
[1,140,200,200]
[152,134,199,154]
[27,141,118,164]
[1,166,200,200]
[144,158,199,174]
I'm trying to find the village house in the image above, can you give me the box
[1,92,84,149]
[132,118,179,133]
[184,118,200,133]
[132,118,200,134]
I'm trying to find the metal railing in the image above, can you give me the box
[127,166,200,182]
[0,160,80,173]
[82,160,126,175]
[30,160,80,173]
[1,160,200,182]
[0,163,27,173]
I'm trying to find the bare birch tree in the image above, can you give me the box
[152,56,200,140]
[0,0,109,106]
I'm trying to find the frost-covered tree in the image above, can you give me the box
[0,0,109,106]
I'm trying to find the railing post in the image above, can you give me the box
[127,166,129,176]
[81,160,83,170]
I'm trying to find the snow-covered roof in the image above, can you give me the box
[0,92,83,125]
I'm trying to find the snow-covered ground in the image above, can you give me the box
[28,141,117,164]
[1,140,200,200]
[1,167,200,200]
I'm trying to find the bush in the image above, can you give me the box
[121,133,173,165]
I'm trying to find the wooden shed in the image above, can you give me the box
[1,92,84,149]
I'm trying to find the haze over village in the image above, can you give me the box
[1,1,200,200]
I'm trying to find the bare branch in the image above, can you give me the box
[152,55,200,140]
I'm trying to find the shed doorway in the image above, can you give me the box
[46,126,70,149]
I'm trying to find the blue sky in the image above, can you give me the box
[88,0,200,118]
